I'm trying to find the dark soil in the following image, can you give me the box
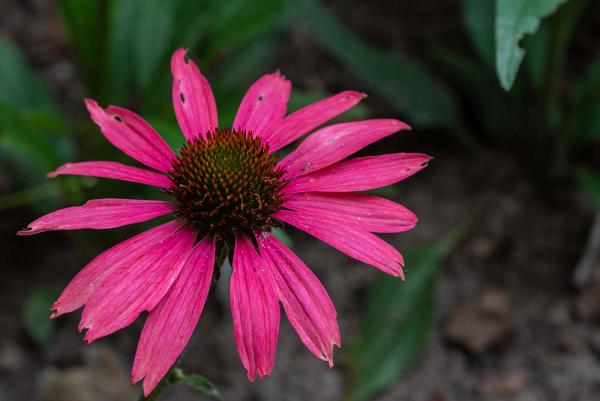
[2,1,600,401]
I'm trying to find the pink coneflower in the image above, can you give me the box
[18,48,430,395]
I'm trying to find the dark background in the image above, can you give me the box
[1,0,600,400]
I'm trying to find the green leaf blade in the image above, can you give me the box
[348,243,444,401]
[22,289,59,347]
[297,0,460,130]
[495,0,568,90]
[171,368,222,400]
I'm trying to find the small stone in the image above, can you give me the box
[0,340,27,372]
[445,289,512,353]
[478,371,526,396]
[547,300,571,326]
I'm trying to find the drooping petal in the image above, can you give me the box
[17,199,172,235]
[79,225,196,343]
[279,119,410,179]
[85,99,174,171]
[233,72,291,139]
[132,236,216,396]
[51,221,181,317]
[282,153,431,194]
[265,91,366,152]
[48,161,172,188]
[283,192,417,233]
[275,210,404,278]
[230,235,280,381]
[256,232,340,366]
[171,48,218,141]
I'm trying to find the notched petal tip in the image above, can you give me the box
[172,47,190,62]
[16,227,33,236]
[48,303,62,319]
[397,263,406,282]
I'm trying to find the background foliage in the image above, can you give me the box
[1,0,599,400]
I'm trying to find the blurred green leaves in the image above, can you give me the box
[495,0,568,90]
[462,0,495,71]
[0,42,53,110]
[570,56,600,141]
[296,0,461,130]
[23,288,59,347]
[61,0,285,107]
[198,0,284,61]
[347,207,483,400]
[0,41,73,182]
[347,243,443,401]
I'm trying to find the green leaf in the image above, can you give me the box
[105,0,175,104]
[495,0,568,90]
[523,22,550,89]
[572,56,600,105]
[0,41,74,179]
[461,0,495,70]
[202,0,285,61]
[578,169,600,209]
[348,243,444,401]
[433,49,526,141]
[22,289,59,347]
[60,0,110,97]
[0,41,53,110]
[132,0,176,90]
[568,56,600,142]
[296,0,461,130]
[171,368,222,400]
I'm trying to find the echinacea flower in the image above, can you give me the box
[18,48,430,395]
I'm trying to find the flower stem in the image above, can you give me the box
[136,368,178,401]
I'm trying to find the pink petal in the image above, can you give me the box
[282,153,431,194]
[233,71,291,139]
[275,210,404,278]
[17,199,172,235]
[171,48,218,141]
[85,99,174,172]
[256,232,340,366]
[230,235,280,381]
[265,91,366,152]
[283,192,417,233]
[51,221,181,317]
[132,236,216,396]
[279,119,410,179]
[48,161,172,188]
[79,225,196,343]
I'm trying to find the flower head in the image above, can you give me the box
[18,48,430,395]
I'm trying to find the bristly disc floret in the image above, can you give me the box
[167,129,285,239]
